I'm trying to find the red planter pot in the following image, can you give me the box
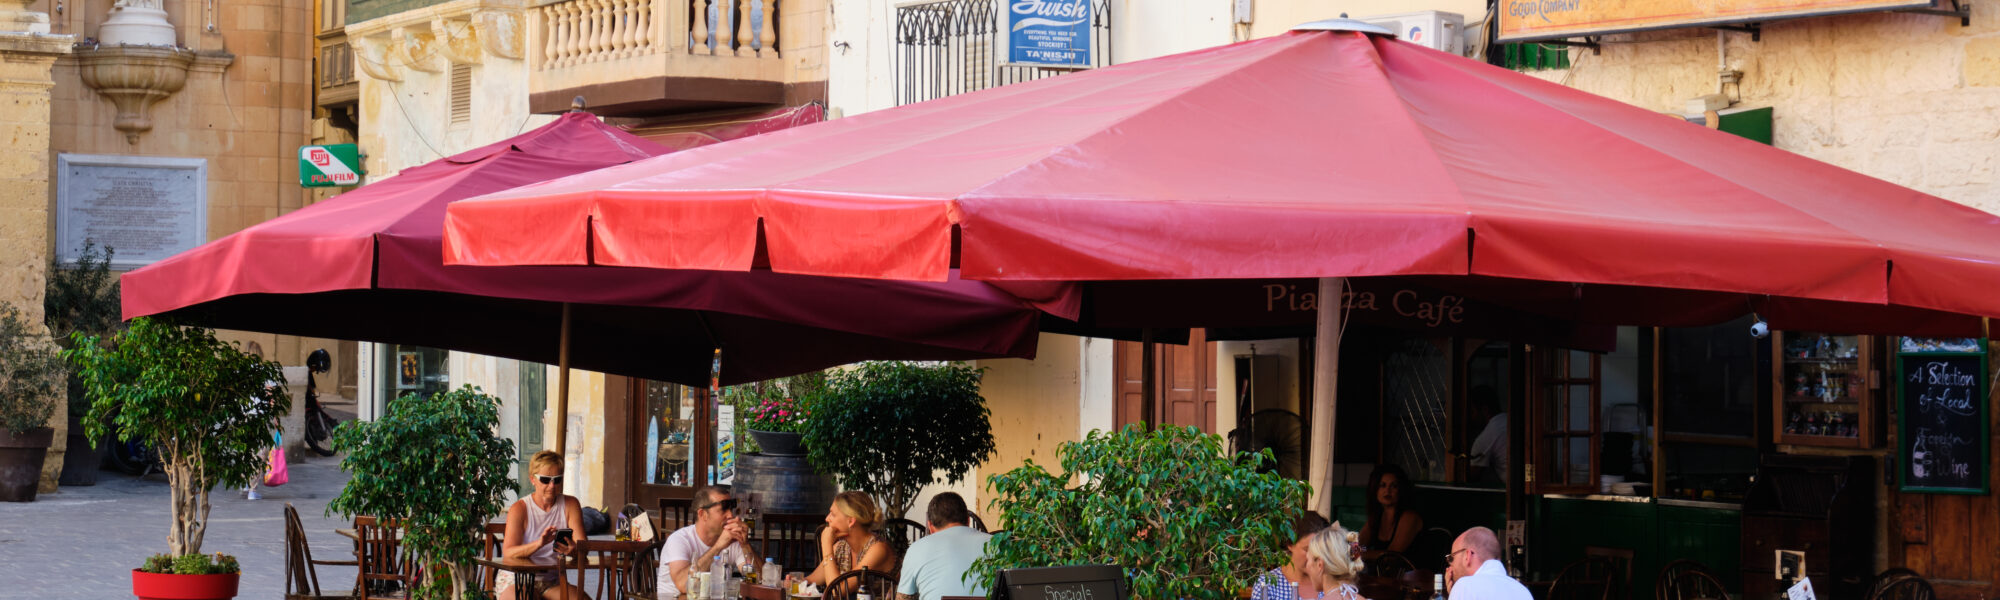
[131,570,239,600]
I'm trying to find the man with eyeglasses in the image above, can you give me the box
[1445,527,1529,600]
[659,485,761,598]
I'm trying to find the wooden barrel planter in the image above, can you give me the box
[734,452,836,514]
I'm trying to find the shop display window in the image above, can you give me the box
[1773,332,1877,448]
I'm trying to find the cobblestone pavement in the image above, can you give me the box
[0,401,361,600]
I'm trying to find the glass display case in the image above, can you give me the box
[1773,332,1877,448]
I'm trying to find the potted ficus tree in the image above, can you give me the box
[0,304,63,502]
[804,361,996,519]
[45,241,122,487]
[327,385,517,600]
[66,317,288,600]
[975,425,1310,600]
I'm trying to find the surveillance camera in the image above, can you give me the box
[1749,320,1770,339]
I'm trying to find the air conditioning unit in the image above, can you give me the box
[1357,10,1467,56]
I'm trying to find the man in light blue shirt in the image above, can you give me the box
[895,492,992,600]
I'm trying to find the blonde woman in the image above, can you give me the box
[1301,523,1366,600]
[808,491,896,587]
[499,450,590,600]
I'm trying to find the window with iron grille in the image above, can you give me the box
[892,0,1113,106]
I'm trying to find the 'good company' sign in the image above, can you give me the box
[1498,0,1939,42]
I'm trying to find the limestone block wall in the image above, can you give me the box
[42,0,320,465]
[1542,12,2000,213]
[1,30,71,494]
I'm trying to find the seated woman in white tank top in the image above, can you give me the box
[497,450,591,600]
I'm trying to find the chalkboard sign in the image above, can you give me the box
[1898,341,1990,494]
[992,565,1127,600]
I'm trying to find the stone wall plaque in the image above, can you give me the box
[56,154,207,270]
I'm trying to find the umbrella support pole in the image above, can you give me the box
[555,303,572,457]
[1141,329,1156,432]
[1308,277,1346,517]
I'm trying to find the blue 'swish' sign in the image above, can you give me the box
[1006,0,1091,68]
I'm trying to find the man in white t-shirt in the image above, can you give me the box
[658,485,761,598]
[895,493,992,600]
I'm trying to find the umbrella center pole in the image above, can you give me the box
[554,303,572,458]
[1141,328,1156,432]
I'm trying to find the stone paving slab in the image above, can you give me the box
[0,449,358,600]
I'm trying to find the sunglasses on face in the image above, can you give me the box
[700,498,738,513]
[537,474,564,485]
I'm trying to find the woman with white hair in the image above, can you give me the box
[1301,523,1367,600]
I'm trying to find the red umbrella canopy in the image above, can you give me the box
[443,29,2000,330]
[124,112,1042,386]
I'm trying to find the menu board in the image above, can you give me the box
[994,565,1126,600]
[1898,340,1989,494]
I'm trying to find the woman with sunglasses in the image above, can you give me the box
[499,450,590,600]
[808,491,895,590]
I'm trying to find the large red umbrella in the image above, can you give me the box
[437,24,2000,511]
[441,28,2000,331]
[124,113,1043,451]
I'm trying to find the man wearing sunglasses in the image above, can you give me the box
[1445,527,1529,600]
[659,485,761,598]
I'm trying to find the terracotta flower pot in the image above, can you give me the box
[0,427,54,502]
[131,569,239,600]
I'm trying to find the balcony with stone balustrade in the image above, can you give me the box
[526,0,822,116]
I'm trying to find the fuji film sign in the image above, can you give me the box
[299,144,363,187]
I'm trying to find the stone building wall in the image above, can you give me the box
[1549,11,2000,213]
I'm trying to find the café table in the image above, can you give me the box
[474,555,578,600]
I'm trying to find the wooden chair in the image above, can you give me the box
[1550,557,1621,600]
[475,522,507,595]
[615,542,662,600]
[284,503,359,600]
[883,517,928,557]
[659,497,694,533]
[759,512,827,574]
[825,567,898,600]
[1585,546,1636,599]
[1654,560,1726,600]
[1368,551,1418,580]
[355,516,417,600]
[1870,575,1935,600]
[968,513,987,533]
[1869,568,1921,600]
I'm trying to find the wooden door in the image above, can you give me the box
[627,379,710,512]
[1114,330,1220,433]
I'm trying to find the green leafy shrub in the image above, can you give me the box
[805,362,995,518]
[328,385,517,600]
[975,425,1309,600]
[65,317,288,557]
[0,305,62,435]
[44,241,121,417]
[138,552,240,575]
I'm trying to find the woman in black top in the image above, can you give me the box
[1358,464,1423,558]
